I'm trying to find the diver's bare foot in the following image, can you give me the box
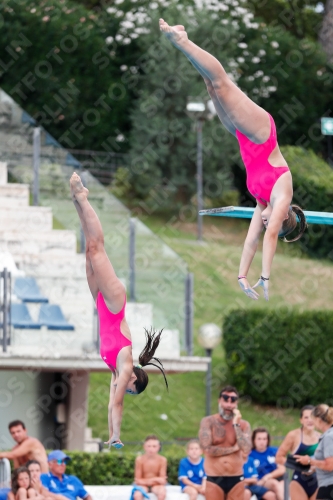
[159,19,188,48]
[70,172,89,203]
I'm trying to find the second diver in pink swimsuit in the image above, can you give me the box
[70,172,168,449]
[160,19,308,301]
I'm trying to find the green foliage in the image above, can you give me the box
[223,309,333,407]
[63,450,184,485]
[247,0,323,40]
[234,26,332,154]
[0,0,135,151]
[126,3,332,204]
[281,146,333,259]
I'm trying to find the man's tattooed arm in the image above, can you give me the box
[234,421,252,454]
[199,417,240,457]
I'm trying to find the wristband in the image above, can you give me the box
[238,276,247,280]
[233,423,240,427]
[260,275,269,281]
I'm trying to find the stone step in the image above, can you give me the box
[11,326,93,356]
[0,230,77,255]
[131,328,180,359]
[14,253,86,277]
[0,206,53,232]
[0,183,30,207]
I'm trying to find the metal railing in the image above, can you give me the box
[0,268,11,352]
[0,458,11,488]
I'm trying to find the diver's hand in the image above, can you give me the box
[238,277,259,300]
[253,277,269,301]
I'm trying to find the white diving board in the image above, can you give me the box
[199,206,333,225]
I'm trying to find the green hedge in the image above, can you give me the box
[234,146,333,259]
[64,450,183,485]
[281,146,333,259]
[223,309,333,408]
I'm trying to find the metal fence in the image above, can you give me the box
[0,88,193,352]
[0,269,11,352]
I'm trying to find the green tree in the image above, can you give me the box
[126,2,333,205]
[247,0,323,40]
[0,0,144,151]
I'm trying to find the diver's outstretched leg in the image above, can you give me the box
[159,19,270,143]
[70,172,125,312]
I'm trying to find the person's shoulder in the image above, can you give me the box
[158,455,167,464]
[240,419,251,429]
[245,454,254,464]
[66,475,82,484]
[283,429,299,442]
[27,436,40,445]
[179,457,188,465]
[201,414,218,425]
[40,473,50,480]
[268,446,278,455]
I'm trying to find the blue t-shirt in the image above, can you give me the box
[41,473,88,500]
[0,488,10,500]
[243,456,259,479]
[178,457,206,490]
[249,447,278,479]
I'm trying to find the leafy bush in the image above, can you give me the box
[223,309,333,408]
[63,450,184,485]
[233,145,333,259]
[281,146,333,259]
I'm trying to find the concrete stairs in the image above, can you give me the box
[0,162,180,360]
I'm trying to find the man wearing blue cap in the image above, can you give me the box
[41,451,93,500]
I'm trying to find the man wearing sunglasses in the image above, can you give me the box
[199,385,251,500]
[40,451,93,500]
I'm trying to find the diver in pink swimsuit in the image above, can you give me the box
[160,19,307,301]
[70,172,168,449]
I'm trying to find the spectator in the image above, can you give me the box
[296,404,333,500]
[243,452,276,500]
[178,440,206,499]
[0,422,48,473]
[276,405,319,500]
[40,451,92,500]
[134,435,167,500]
[249,427,285,500]
[26,461,68,500]
[199,386,251,500]
[11,467,37,500]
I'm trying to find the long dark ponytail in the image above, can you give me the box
[280,204,307,242]
[133,328,168,394]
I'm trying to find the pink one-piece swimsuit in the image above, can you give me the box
[236,113,290,206]
[96,291,132,371]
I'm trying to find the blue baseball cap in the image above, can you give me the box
[48,450,71,462]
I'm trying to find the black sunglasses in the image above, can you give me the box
[221,394,238,403]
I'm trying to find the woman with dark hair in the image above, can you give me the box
[249,427,285,500]
[159,20,307,301]
[276,405,320,500]
[70,172,168,449]
[11,467,36,500]
[296,405,333,500]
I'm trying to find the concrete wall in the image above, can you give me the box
[0,370,56,450]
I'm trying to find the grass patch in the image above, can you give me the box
[52,216,66,230]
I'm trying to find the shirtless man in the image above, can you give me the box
[0,421,48,473]
[134,435,167,500]
[199,385,251,500]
